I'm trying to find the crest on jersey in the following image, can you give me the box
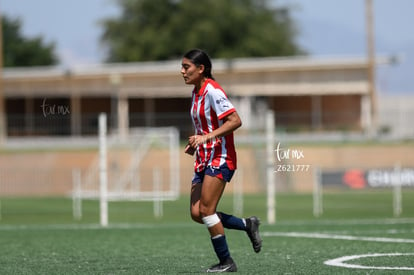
[216,97,229,108]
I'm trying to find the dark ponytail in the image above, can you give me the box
[183,49,215,80]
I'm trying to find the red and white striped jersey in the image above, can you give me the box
[190,79,237,172]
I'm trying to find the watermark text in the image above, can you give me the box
[41,98,70,117]
[274,142,310,173]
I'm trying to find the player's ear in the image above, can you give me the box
[197,64,205,75]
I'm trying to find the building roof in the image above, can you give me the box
[3,55,392,98]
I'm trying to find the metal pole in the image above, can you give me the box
[233,169,243,217]
[153,167,163,218]
[0,8,7,144]
[313,167,322,217]
[99,113,108,227]
[266,110,276,224]
[72,168,82,221]
[365,0,377,134]
[393,163,402,217]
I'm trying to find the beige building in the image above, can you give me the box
[3,55,389,138]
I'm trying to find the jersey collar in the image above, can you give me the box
[193,78,211,96]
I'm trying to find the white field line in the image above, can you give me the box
[262,231,414,243]
[324,253,414,270]
[0,223,195,231]
[270,218,414,226]
[307,228,414,235]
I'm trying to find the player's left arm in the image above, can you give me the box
[211,111,242,139]
[189,111,241,147]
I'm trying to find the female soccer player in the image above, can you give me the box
[181,49,262,272]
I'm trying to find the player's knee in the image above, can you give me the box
[191,215,203,224]
[201,213,220,228]
[190,207,203,224]
[199,203,215,218]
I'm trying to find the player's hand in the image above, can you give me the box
[188,135,206,148]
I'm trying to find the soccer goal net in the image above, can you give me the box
[72,113,180,225]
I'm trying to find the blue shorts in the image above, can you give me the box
[192,164,235,184]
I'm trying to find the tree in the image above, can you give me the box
[100,0,304,62]
[2,15,58,67]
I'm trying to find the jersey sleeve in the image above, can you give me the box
[208,88,236,120]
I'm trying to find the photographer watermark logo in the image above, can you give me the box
[274,142,310,173]
[41,98,70,117]
[275,141,304,161]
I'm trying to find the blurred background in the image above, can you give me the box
[0,0,413,224]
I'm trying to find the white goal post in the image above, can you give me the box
[266,110,276,224]
[72,113,180,226]
[99,113,108,226]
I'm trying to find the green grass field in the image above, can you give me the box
[1,191,414,274]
